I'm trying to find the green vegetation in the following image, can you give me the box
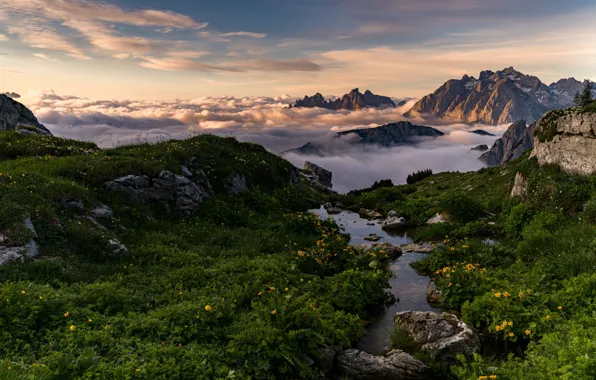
[407,169,433,185]
[574,80,594,108]
[347,179,394,196]
[337,147,596,379]
[0,132,398,379]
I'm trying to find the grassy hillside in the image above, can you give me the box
[337,150,596,379]
[0,132,397,379]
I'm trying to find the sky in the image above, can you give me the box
[0,0,595,100]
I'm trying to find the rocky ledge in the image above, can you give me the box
[531,111,596,175]
[0,94,52,135]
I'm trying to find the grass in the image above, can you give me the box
[0,132,398,379]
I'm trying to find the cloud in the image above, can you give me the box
[32,53,58,62]
[234,59,322,72]
[0,34,7,41]
[220,31,267,39]
[7,23,91,60]
[139,56,322,73]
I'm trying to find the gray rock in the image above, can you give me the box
[336,349,430,380]
[67,200,85,210]
[323,202,342,214]
[226,173,248,195]
[0,234,7,244]
[23,217,38,258]
[510,172,529,199]
[180,165,193,177]
[531,111,596,175]
[364,234,382,242]
[105,171,212,215]
[304,161,333,189]
[387,211,399,218]
[382,216,407,230]
[359,209,383,220]
[92,204,113,219]
[399,244,434,253]
[371,242,404,257]
[479,120,536,166]
[470,144,489,152]
[0,94,52,135]
[0,246,25,266]
[107,239,128,256]
[427,213,447,224]
[393,311,479,361]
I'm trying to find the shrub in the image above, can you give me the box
[348,179,394,196]
[407,169,433,185]
[439,194,485,223]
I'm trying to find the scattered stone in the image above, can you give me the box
[336,348,430,380]
[323,202,342,214]
[0,234,7,244]
[367,222,375,226]
[67,200,85,210]
[371,242,403,257]
[399,243,434,253]
[393,311,479,361]
[302,161,335,192]
[0,247,25,266]
[23,217,39,258]
[226,173,248,195]
[105,170,212,215]
[426,283,443,306]
[382,215,407,230]
[427,213,447,224]
[107,239,128,256]
[92,204,113,219]
[359,208,382,220]
[364,234,382,242]
[510,172,529,199]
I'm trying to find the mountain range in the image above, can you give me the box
[283,121,444,156]
[404,67,596,125]
[291,88,398,110]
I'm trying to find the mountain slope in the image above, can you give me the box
[404,67,595,125]
[479,120,536,166]
[0,94,52,135]
[292,88,396,110]
[283,121,444,156]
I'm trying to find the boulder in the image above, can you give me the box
[364,234,382,242]
[426,283,443,306]
[92,204,113,219]
[226,173,248,195]
[303,161,334,191]
[371,242,404,258]
[336,349,430,380]
[0,246,25,266]
[105,170,212,215]
[0,218,40,266]
[107,239,128,256]
[323,202,342,215]
[398,244,434,253]
[426,213,447,224]
[382,216,407,230]
[0,94,52,135]
[23,217,39,258]
[359,209,382,220]
[510,172,528,199]
[393,311,479,361]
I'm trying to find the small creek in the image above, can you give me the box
[310,207,439,355]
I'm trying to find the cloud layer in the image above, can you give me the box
[15,90,506,191]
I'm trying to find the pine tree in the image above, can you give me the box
[574,91,582,106]
[580,80,594,107]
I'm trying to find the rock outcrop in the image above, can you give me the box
[293,88,396,110]
[336,349,430,380]
[381,211,407,230]
[359,209,382,220]
[393,311,479,361]
[470,144,489,152]
[510,172,529,199]
[283,122,444,156]
[426,213,447,224]
[302,161,335,192]
[479,120,536,166]
[0,218,40,266]
[531,111,596,175]
[0,94,52,135]
[105,170,213,215]
[404,67,595,125]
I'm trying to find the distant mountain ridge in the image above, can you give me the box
[405,67,596,125]
[283,121,444,156]
[291,88,396,110]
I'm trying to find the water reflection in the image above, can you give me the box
[310,206,439,354]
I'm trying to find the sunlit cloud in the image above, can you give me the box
[220,31,267,39]
[32,53,58,62]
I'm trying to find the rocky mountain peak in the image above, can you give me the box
[292,88,396,110]
[404,68,589,125]
[0,94,52,136]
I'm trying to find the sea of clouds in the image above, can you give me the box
[16,90,507,192]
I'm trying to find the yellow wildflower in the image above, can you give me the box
[507,321,513,327]
[479,376,488,380]
[557,306,563,311]
[546,315,551,320]
[88,319,93,323]
[69,325,77,331]
[503,292,511,297]
[271,309,277,315]
[448,283,453,287]
[285,288,289,292]
[297,250,305,257]
[525,329,531,335]
[489,376,497,379]
[205,305,212,312]
[508,332,514,337]
[21,290,25,294]
[494,292,501,298]
[64,312,69,317]
[450,247,455,251]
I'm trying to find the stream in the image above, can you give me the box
[310,206,439,355]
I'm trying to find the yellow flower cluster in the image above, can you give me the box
[494,291,511,298]
[434,263,486,276]
[478,375,497,379]
[494,320,513,331]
